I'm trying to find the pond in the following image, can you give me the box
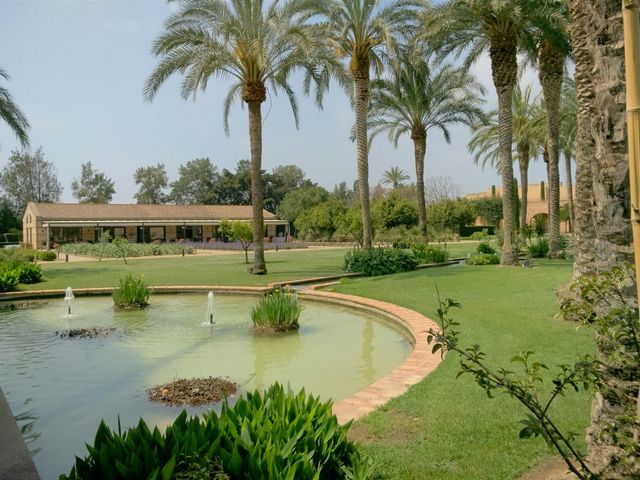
[0,293,412,478]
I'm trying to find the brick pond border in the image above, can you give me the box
[0,284,443,425]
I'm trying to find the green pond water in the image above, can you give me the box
[0,294,412,479]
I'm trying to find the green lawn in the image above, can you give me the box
[24,247,351,290]
[21,247,592,479]
[331,259,594,479]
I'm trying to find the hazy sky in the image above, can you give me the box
[0,0,555,204]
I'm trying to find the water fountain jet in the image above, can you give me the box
[207,291,215,325]
[64,287,74,315]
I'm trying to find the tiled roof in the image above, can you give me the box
[27,203,280,221]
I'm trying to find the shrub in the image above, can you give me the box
[61,242,195,258]
[0,266,19,292]
[14,262,42,284]
[528,238,549,258]
[250,288,302,332]
[392,241,412,249]
[466,253,500,265]
[36,250,57,261]
[112,274,150,310]
[344,247,418,276]
[61,383,369,480]
[469,229,489,240]
[411,243,449,264]
[476,242,496,255]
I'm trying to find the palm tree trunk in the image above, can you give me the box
[564,151,575,232]
[517,145,529,230]
[497,86,518,265]
[490,39,519,266]
[248,100,267,274]
[539,41,565,258]
[412,129,427,239]
[354,70,373,250]
[570,0,597,277]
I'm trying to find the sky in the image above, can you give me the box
[0,0,556,204]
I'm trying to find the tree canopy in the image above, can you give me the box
[71,162,115,204]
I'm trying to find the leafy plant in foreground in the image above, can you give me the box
[427,294,601,479]
[251,287,302,332]
[112,274,150,310]
[60,383,370,480]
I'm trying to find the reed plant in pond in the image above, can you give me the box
[112,274,150,310]
[251,287,302,332]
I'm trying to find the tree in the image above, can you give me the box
[471,196,503,227]
[424,176,463,205]
[372,193,419,231]
[71,162,115,203]
[370,52,484,238]
[468,84,545,230]
[428,0,539,265]
[220,219,253,264]
[528,0,571,258]
[380,166,410,189]
[317,0,423,250]
[559,77,577,232]
[426,198,475,235]
[0,148,62,216]
[294,197,346,241]
[332,182,355,203]
[0,197,20,234]
[0,68,29,148]
[133,163,168,204]
[169,158,219,205]
[146,0,339,275]
[276,185,329,234]
[264,165,312,213]
[215,160,253,206]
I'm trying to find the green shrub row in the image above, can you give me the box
[61,384,369,480]
[410,243,449,264]
[251,288,302,332]
[112,274,150,309]
[466,253,500,265]
[344,248,418,276]
[61,242,195,258]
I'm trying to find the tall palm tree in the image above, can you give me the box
[380,166,410,189]
[559,76,576,232]
[427,0,537,265]
[468,84,544,231]
[527,0,571,258]
[370,54,485,238]
[0,68,29,148]
[316,0,424,250]
[145,0,337,274]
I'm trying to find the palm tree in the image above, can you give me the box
[427,0,538,265]
[0,68,29,148]
[145,0,337,274]
[559,76,576,232]
[380,166,410,189]
[468,84,544,231]
[527,0,571,258]
[370,54,485,238]
[316,0,424,250]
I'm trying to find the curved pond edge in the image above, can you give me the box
[0,285,443,425]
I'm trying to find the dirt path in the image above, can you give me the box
[520,457,576,480]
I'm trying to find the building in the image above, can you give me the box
[465,182,574,232]
[22,202,290,249]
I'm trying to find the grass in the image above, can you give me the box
[331,259,594,479]
[22,248,352,290]
[17,246,591,478]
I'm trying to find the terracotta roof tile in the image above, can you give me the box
[28,203,279,221]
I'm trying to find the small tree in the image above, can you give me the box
[221,220,253,264]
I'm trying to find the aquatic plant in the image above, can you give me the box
[112,274,150,310]
[250,287,302,332]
